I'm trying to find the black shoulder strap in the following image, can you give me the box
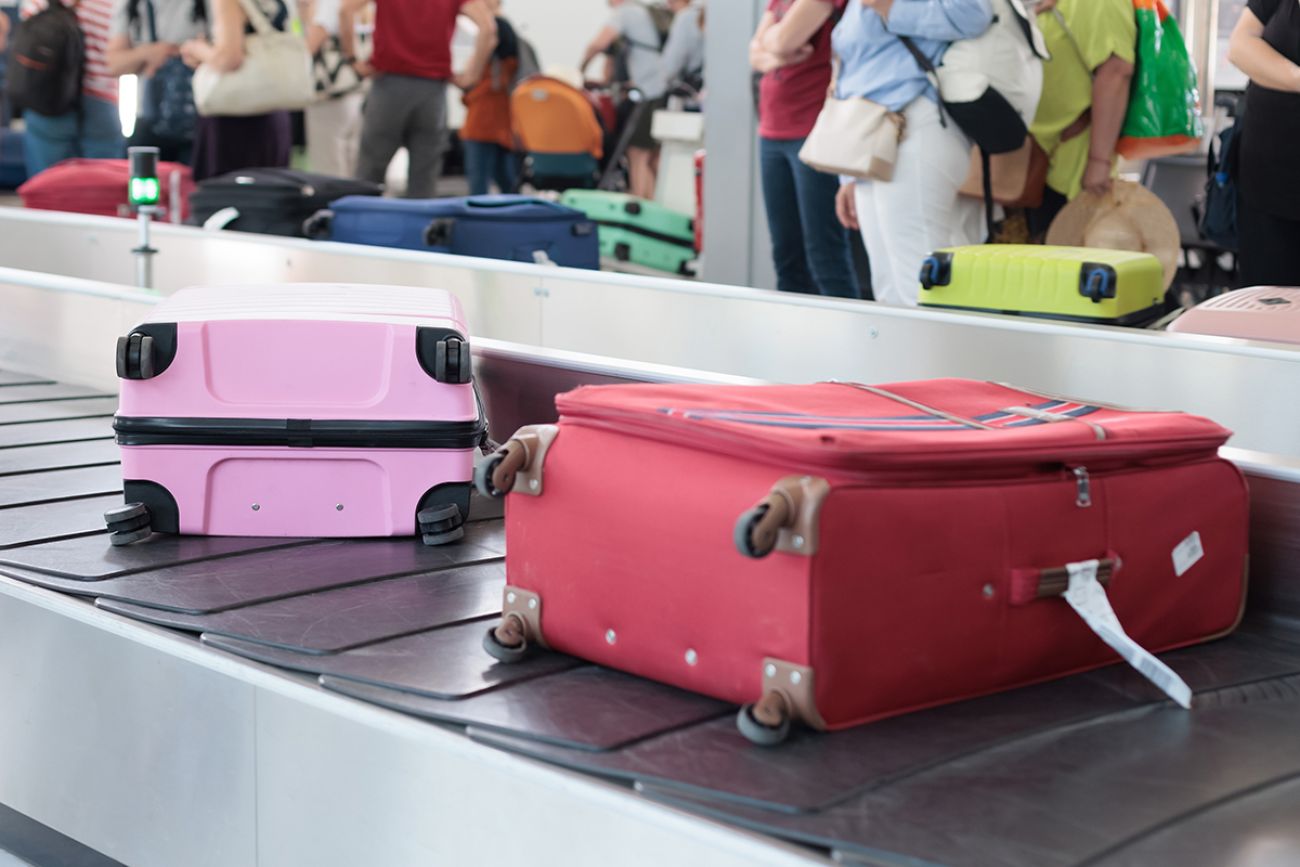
[897,35,937,76]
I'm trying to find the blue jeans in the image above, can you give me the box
[23,95,126,177]
[759,136,857,298]
[463,140,519,195]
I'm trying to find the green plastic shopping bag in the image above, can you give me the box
[1117,0,1203,160]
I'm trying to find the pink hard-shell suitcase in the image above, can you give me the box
[1168,287,1300,345]
[104,284,486,547]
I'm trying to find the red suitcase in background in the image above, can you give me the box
[18,158,194,220]
[478,380,1249,744]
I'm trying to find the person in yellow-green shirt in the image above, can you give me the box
[1027,0,1136,237]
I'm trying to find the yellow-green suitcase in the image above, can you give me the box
[918,245,1165,326]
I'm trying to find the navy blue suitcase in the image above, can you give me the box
[0,128,28,190]
[315,194,601,270]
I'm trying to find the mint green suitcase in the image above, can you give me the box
[918,245,1166,326]
[559,190,695,275]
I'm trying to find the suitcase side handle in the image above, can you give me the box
[474,425,560,498]
[302,208,334,240]
[1009,555,1120,605]
[734,476,830,559]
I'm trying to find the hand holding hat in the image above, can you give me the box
[1046,180,1181,289]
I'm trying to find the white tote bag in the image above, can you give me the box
[192,0,315,117]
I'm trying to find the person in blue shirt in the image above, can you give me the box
[831,0,992,307]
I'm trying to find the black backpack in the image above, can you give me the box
[6,1,84,117]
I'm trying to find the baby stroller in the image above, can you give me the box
[511,76,605,191]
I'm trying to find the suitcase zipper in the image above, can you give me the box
[114,416,487,449]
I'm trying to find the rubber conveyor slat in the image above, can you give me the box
[2,380,1299,866]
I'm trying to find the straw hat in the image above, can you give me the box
[1046,180,1181,289]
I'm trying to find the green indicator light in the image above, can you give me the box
[130,177,160,206]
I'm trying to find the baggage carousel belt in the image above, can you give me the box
[2,372,1299,866]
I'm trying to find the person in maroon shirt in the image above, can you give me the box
[340,0,496,197]
[750,0,856,298]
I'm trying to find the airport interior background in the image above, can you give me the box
[2,0,1300,865]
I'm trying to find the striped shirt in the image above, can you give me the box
[19,0,119,104]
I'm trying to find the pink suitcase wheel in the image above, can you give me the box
[105,503,152,546]
[482,615,533,664]
[737,694,793,746]
[418,504,465,546]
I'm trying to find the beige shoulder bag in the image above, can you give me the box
[797,60,906,182]
[192,0,315,117]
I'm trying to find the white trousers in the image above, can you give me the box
[854,98,983,307]
[305,92,364,179]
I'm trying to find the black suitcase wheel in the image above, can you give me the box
[419,502,465,546]
[422,526,465,547]
[302,209,334,240]
[106,503,152,546]
[475,443,529,499]
[483,619,532,664]
[734,504,777,559]
[418,503,463,534]
[736,702,791,747]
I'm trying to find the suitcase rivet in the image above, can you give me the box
[764,663,777,678]
[605,629,617,645]
[251,503,260,511]
[792,534,805,549]
[336,504,344,511]
[790,671,803,686]
[982,583,995,599]
[506,591,517,604]
[529,479,540,491]
[869,327,879,339]
[528,598,538,610]
[685,649,698,666]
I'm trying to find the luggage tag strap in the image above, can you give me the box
[1000,405,1108,440]
[827,381,997,430]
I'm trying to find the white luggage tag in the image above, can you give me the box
[1063,559,1193,709]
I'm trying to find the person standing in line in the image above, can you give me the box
[1227,0,1300,287]
[752,0,858,298]
[1024,0,1134,237]
[302,0,364,177]
[17,0,125,176]
[579,0,666,199]
[106,0,207,164]
[645,0,704,98]
[458,0,522,195]
[831,0,993,307]
[340,0,497,198]
[179,0,294,179]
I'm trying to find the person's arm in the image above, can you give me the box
[580,24,619,75]
[1228,7,1300,93]
[760,0,833,55]
[1080,53,1134,194]
[865,0,993,40]
[338,0,368,66]
[0,12,9,53]
[750,10,814,73]
[182,0,244,71]
[452,0,498,90]
[106,34,180,76]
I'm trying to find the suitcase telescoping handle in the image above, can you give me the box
[474,425,559,498]
[734,476,830,559]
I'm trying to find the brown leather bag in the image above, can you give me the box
[959,109,1092,210]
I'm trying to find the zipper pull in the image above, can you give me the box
[1073,466,1092,508]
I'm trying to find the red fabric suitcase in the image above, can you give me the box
[478,379,1249,743]
[18,158,194,220]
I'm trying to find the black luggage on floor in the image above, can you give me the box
[189,168,381,237]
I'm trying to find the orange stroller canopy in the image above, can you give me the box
[511,76,604,160]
